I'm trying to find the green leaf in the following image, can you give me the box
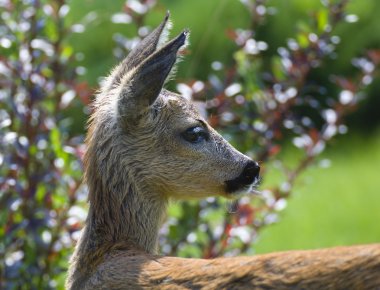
[167,203,183,218]
[271,56,286,81]
[50,127,68,164]
[178,243,202,258]
[317,9,329,33]
[52,189,67,208]
[61,45,74,61]
[297,33,309,48]
[36,185,46,203]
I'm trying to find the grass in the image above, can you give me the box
[254,132,380,253]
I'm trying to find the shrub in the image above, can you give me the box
[0,0,90,288]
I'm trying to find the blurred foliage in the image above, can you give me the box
[1,0,379,289]
[68,0,380,131]
[0,0,89,288]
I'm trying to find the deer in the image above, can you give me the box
[66,13,380,289]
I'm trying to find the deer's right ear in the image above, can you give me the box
[117,29,188,125]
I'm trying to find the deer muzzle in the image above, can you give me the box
[225,161,260,194]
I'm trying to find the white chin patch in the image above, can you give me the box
[234,179,261,196]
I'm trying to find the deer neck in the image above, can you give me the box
[73,140,168,276]
[78,120,169,257]
[84,181,168,256]
[68,183,167,289]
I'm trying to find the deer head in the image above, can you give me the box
[85,13,260,209]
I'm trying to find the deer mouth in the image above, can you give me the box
[224,161,260,195]
[225,178,261,196]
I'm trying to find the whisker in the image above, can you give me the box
[226,200,239,213]
[249,188,262,195]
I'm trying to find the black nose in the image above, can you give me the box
[225,161,260,193]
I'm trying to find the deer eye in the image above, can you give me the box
[181,126,209,143]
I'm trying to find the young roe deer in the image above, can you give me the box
[66,13,380,289]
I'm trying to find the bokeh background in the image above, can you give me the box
[1,0,380,289]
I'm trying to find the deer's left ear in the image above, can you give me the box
[117,30,188,125]
[109,12,171,90]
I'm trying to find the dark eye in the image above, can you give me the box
[181,126,209,143]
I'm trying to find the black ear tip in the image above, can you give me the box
[165,10,170,20]
[179,28,190,44]
[166,29,189,51]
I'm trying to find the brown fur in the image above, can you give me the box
[66,14,380,289]
[83,244,380,290]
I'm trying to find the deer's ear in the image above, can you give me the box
[109,12,171,89]
[117,30,188,125]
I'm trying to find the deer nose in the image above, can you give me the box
[240,161,260,185]
[225,161,260,194]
